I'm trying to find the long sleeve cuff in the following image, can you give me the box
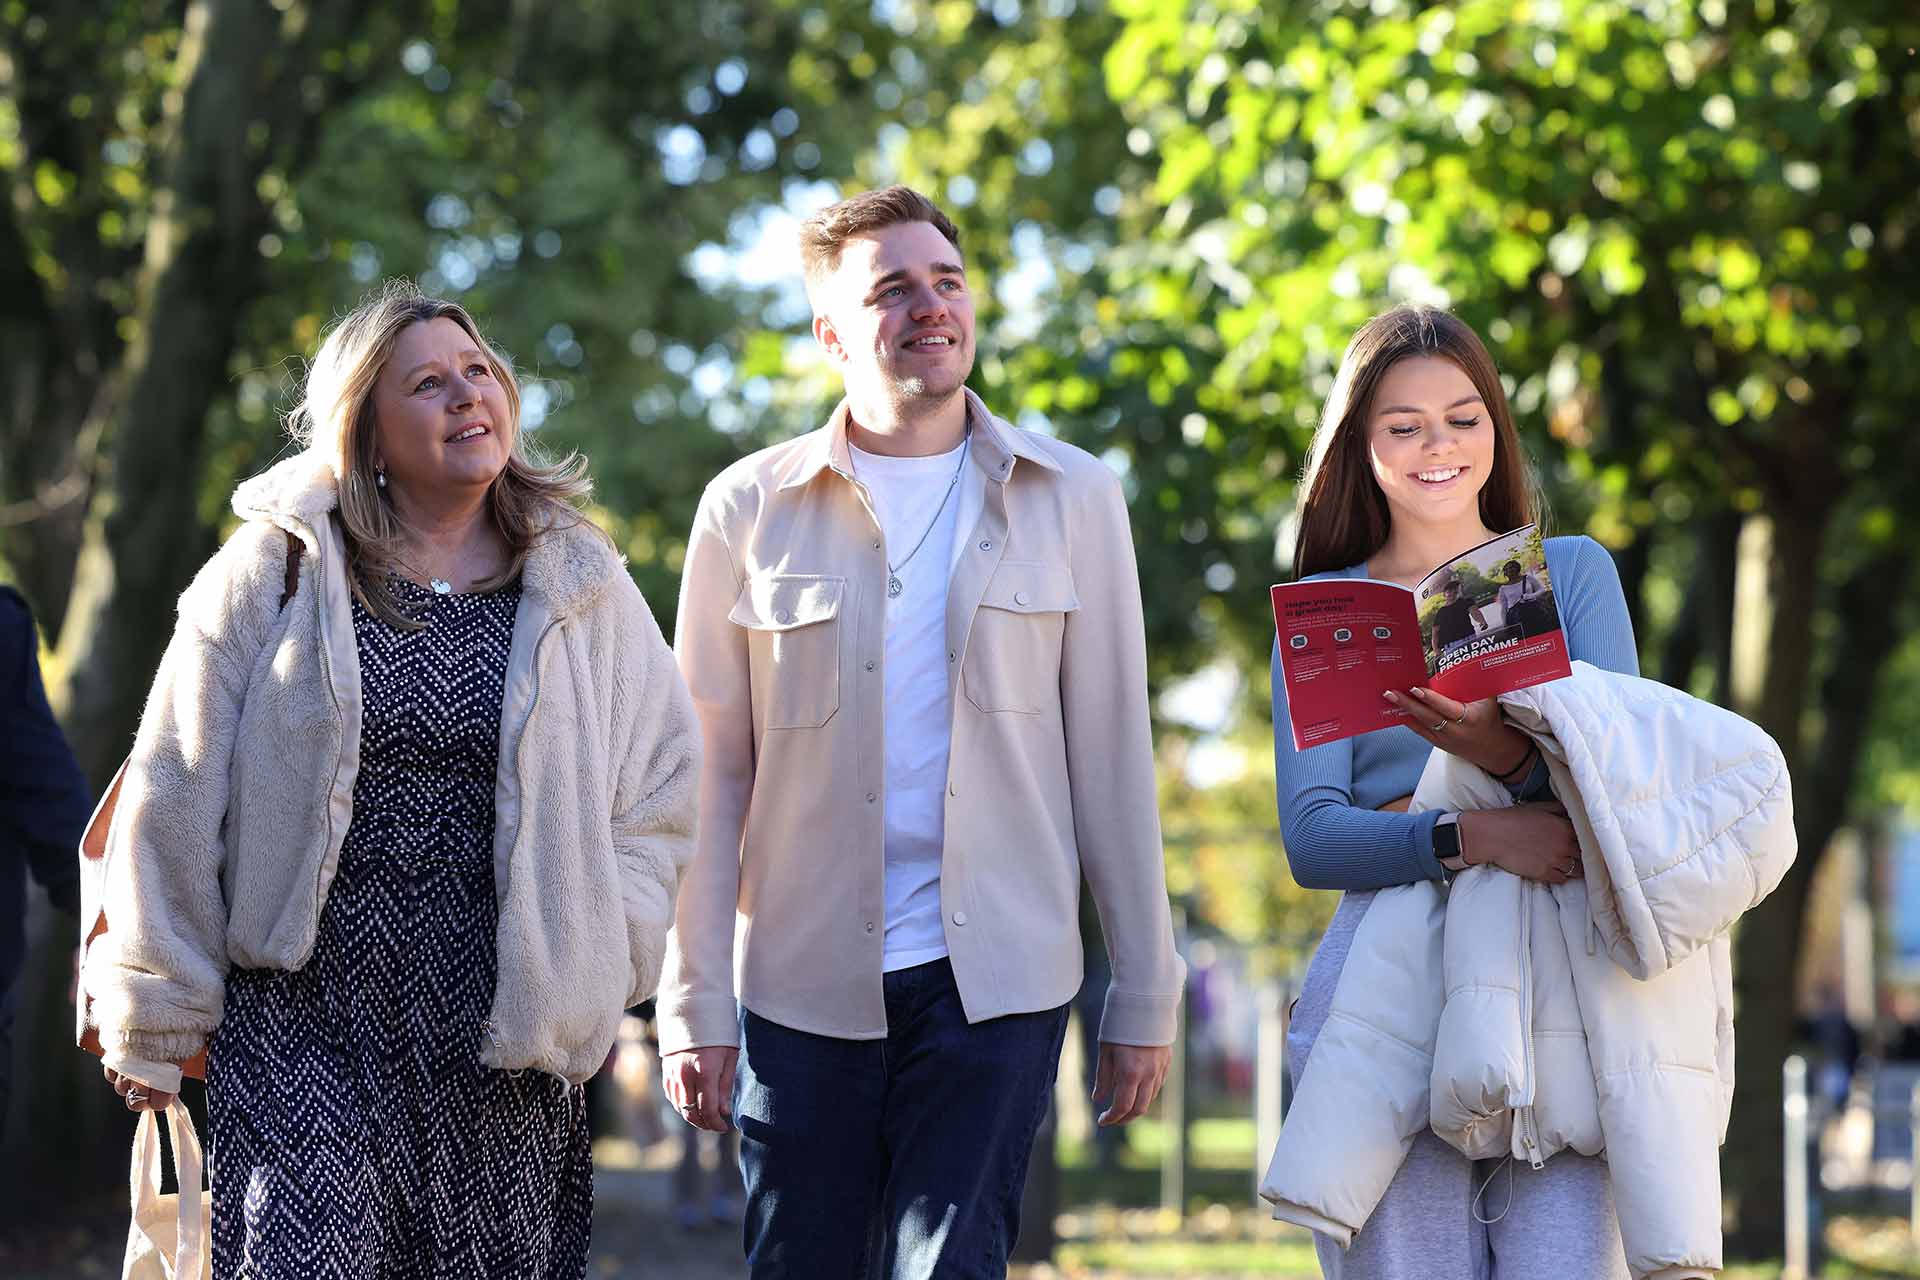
[655,992,741,1057]
[1097,980,1185,1047]
[1412,806,1447,881]
[100,1047,184,1094]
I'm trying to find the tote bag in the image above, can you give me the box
[124,1099,211,1280]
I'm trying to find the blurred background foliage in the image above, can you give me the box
[2,0,1917,1254]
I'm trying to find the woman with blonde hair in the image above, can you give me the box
[84,281,700,1277]
[1271,304,1639,1277]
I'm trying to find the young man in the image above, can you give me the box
[1429,570,1486,657]
[659,185,1185,1276]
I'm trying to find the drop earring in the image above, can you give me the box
[375,466,387,489]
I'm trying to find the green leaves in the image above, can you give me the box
[770,3,1920,885]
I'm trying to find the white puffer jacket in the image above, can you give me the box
[1260,664,1795,1280]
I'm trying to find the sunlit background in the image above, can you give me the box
[2,1,1917,1275]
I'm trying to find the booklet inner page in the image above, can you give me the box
[1271,580,1429,750]
[1412,524,1572,704]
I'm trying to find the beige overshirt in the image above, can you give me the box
[657,389,1186,1054]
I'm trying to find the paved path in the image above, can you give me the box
[588,1154,744,1279]
[0,1141,744,1280]
[0,1141,1203,1279]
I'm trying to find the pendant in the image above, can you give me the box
[887,574,904,598]
[430,578,453,595]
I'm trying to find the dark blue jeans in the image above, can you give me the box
[734,958,1070,1279]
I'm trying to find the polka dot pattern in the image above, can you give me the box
[206,577,591,1278]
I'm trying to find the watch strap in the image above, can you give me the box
[1433,811,1465,885]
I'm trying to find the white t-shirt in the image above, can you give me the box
[848,437,980,972]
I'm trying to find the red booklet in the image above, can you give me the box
[1271,525,1572,750]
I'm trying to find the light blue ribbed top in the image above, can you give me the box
[1270,535,1639,890]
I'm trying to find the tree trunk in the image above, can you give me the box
[1611,531,1652,657]
[1719,494,1821,1252]
[53,0,287,780]
[1657,508,1739,700]
[0,10,141,632]
[0,187,101,633]
[0,896,134,1224]
[0,356,96,632]
[1724,862,1816,1256]
[1722,514,1912,1255]
[50,0,397,782]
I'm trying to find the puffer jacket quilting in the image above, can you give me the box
[1260,663,1794,1280]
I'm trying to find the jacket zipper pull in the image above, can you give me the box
[1519,1112,1547,1171]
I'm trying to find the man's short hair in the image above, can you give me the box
[798,185,962,298]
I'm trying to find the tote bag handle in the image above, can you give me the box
[125,1099,210,1279]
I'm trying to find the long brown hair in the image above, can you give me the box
[1292,305,1542,580]
[288,280,597,629]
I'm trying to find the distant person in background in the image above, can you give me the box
[0,586,89,1140]
[1496,559,1556,637]
[1427,570,1486,657]
[1494,559,1542,614]
[670,1106,744,1232]
[82,283,699,1279]
[1807,983,1860,1110]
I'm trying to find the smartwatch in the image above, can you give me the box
[1434,812,1469,887]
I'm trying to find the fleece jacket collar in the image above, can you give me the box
[230,449,623,621]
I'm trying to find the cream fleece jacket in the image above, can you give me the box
[80,450,699,1086]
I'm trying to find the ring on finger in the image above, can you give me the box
[1431,720,1447,732]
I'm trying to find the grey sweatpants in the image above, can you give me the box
[1312,1130,1630,1280]
[1293,890,1631,1280]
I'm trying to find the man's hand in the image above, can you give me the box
[1092,1042,1171,1126]
[103,1065,177,1113]
[662,1046,739,1133]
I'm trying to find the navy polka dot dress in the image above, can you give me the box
[207,577,591,1279]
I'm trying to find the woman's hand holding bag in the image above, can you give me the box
[124,1099,210,1280]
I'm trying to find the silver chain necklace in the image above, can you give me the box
[392,556,455,595]
[855,431,971,599]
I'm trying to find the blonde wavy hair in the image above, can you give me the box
[288,280,596,628]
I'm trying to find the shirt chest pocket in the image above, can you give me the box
[729,575,845,730]
[963,561,1079,716]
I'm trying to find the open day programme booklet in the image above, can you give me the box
[1270,525,1572,750]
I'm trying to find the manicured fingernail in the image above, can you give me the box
[1410,687,1428,698]
[1382,690,1397,702]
